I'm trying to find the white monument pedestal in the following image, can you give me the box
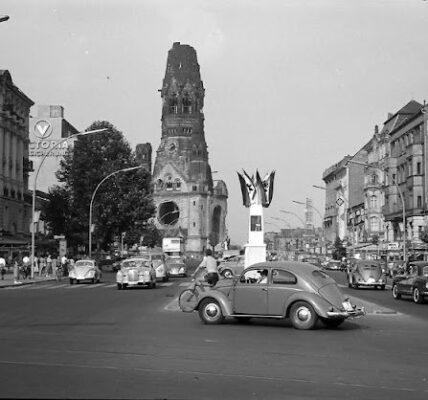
[244,203,267,268]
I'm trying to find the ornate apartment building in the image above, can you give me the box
[321,100,428,251]
[0,70,34,258]
[150,42,228,254]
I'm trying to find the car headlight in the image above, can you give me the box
[425,282,428,289]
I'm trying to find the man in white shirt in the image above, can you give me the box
[193,249,219,286]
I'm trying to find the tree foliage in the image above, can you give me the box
[42,121,157,252]
[332,236,346,260]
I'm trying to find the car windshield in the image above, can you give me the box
[122,260,149,268]
[422,266,428,277]
[75,261,94,267]
[361,264,380,270]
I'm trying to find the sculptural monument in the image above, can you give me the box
[237,170,275,268]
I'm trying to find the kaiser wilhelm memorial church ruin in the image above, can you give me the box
[137,42,228,254]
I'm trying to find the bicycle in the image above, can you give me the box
[178,275,216,312]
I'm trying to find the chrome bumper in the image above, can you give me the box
[326,306,365,319]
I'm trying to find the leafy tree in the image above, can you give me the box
[42,120,157,253]
[332,236,346,260]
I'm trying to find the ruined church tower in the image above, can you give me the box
[152,42,228,254]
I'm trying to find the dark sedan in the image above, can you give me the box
[392,261,428,304]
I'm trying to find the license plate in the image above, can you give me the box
[342,301,353,311]
[367,278,375,283]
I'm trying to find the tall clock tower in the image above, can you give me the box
[152,42,228,254]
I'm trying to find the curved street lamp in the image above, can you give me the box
[88,165,142,258]
[31,128,107,279]
[280,210,305,228]
[0,15,10,23]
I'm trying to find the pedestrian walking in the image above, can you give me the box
[46,254,52,277]
[33,256,39,276]
[51,256,58,278]
[0,256,6,280]
[13,260,21,284]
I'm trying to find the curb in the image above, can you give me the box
[0,277,57,289]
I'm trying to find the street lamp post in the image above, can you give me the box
[88,166,142,258]
[31,128,107,279]
[280,210,306,228]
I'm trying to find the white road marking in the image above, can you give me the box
[178,282,191,287]
[103,283,117,288]
[159,282,173,287]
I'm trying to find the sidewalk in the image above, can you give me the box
[0,272,57,288]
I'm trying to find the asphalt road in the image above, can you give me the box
[0,269,427,399]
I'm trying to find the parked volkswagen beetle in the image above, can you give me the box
[179,261,365,329]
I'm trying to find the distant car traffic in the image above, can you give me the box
[347,260,386,290]
[392,261,428,304]
[217,255,245,278]
[165,256,187,277]
[138,248,168,282]
[301,256,323,268]
[323,260,343,271]
[116,257,156,289]
[69,259,102,284]
[179,261,365,329]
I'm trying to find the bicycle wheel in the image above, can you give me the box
[179,288,198,312]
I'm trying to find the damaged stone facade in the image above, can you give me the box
[151,42,228,254]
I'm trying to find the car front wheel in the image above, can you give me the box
[289,301,318,330]
[198,298,224,324]
[413,287,424,304]
[392,284,401,299]
[222,269,233,279]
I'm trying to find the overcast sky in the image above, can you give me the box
[2,0,428,245]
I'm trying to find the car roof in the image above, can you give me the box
[354,260,381,265]
[247,261,319,276]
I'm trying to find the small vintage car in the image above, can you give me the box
[165,256,187,277]
[138,249,168,282]
[323,260,344,271]
[347,260,386,290]
[69,259,102,284]
[392,261,428,304]
[179,261,365,330]
[116,257,156,289]
[217,255,245,278]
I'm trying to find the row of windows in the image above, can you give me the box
[390,126,423,156]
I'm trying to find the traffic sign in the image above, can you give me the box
[336,198,344,207]
[53,235,65,240]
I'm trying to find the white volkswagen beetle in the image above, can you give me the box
[69,259,102,284]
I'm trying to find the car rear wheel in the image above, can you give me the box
[222,269,233,279]
[198,298,224,324]
[320,318,345,329]
[392,284,401,299]
[289,301,318,330]
[117,283,122,290]
[69,278,74,285]
[413,287,424,304]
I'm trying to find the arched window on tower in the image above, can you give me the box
[175,179,181,191]
[369,195,377,209]
[192,145,198,156]
[165,175,173,190]
[156,179,164,191]
[182,94,192,114]
[169,94,178,114]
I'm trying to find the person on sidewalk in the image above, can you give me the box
[46,254,52,277]
[13,260,21,285]
[0,256,6,280]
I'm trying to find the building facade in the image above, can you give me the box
[0,70,34,259]
[29,105,79,193]
[151,42,228,254]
